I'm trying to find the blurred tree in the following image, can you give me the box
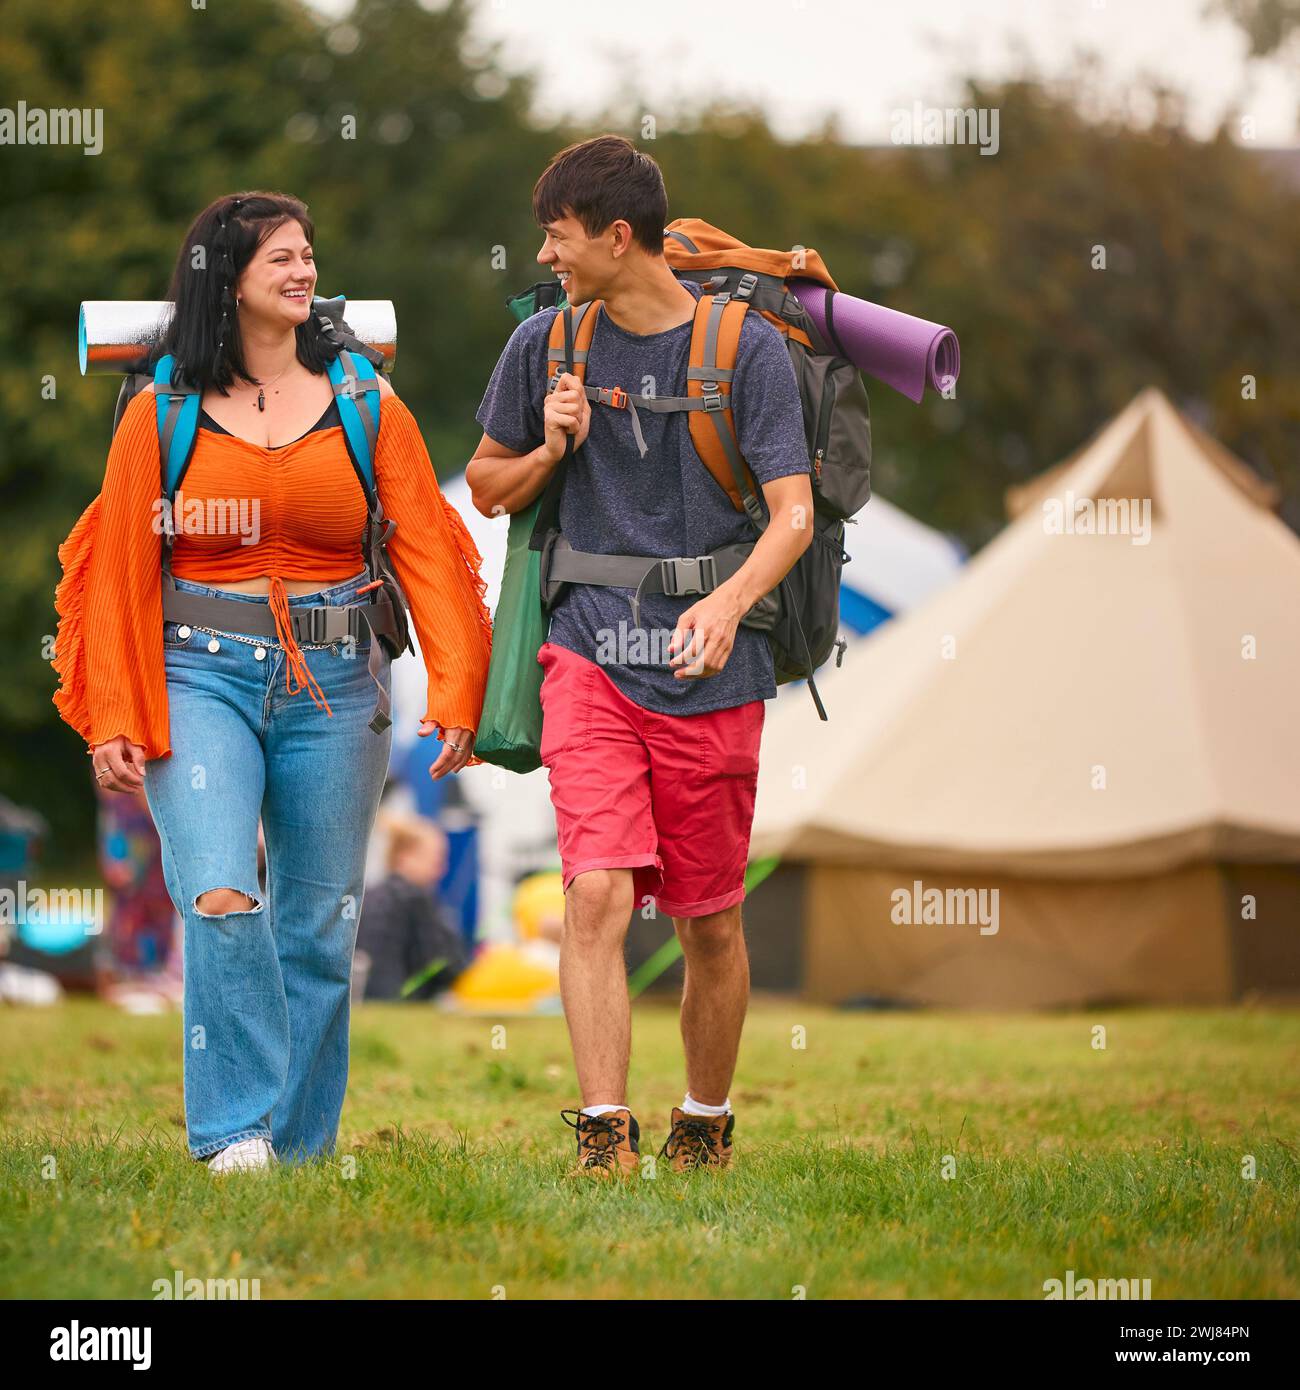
[1,0,319,862]
[1209,0,1300,57]
[0,0,556,856]
[288,0,560,464]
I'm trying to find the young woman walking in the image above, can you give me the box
[52,191,492,1171]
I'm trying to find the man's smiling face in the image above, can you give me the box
[536,212,615,305]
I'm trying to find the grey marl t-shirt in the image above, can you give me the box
[475,278,809,716]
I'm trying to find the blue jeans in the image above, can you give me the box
[143,571,392,1161]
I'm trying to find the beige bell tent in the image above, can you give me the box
[746,388,1300,1007]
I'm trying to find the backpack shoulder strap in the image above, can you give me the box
[328,347,382,511]
[545,299,601,390]
[153,354,201,499]
[113,372,153,438]
[529,302,603,550]
[687,294,765,525]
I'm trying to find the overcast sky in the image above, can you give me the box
[313,0,1298,145]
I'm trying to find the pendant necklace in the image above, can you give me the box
[256,365,290,412]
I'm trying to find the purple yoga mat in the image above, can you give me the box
[789,279,960,403]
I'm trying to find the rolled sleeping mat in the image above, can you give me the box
[78,297,398,375]
[789,279,959,404]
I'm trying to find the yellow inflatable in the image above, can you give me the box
[449,941,560,1013]
[447,871,565,1014]
[512,870,565,943]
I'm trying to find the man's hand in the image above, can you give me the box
[667,587,745,679]
[542,371,591,463]
[91,735,148,793]
[665,474,815,681]
[419,722,474,779]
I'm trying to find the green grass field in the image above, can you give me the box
[1,998,1296,1299]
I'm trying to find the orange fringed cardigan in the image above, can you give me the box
[51,389,493,764]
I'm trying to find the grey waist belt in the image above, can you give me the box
[161,586,400,734]
[545,545,749,629]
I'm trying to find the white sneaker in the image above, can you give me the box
[207,1137,276,1174]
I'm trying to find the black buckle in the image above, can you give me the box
[660,554,716,597]
[701,390,724,411]
[736,272,758,300]
[306,607,329,643]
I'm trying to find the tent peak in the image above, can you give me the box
[1005,388,1279,520]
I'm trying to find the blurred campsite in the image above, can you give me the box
[1,0,1298,1009]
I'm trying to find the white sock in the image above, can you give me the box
[682,1092,731,1117]
[581,1103,627,1118]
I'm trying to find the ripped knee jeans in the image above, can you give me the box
[142,571,392,1161]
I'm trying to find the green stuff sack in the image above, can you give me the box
[505,281,568,324]
[472,499,549,772]
[475,281,576,772]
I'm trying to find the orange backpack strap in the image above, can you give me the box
[542,292,766,525]
[530,301,604,550]
[688,294,765,524]
[546,299,601,390]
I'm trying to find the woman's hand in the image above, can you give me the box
[419,722,474,779]
[542,371,591,463]
[92,735,148,793]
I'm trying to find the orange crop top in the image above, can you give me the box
[51,388,493,764]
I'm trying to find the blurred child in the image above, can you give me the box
[356,813,467,1001]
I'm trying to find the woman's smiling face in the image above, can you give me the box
[235,219,317,329]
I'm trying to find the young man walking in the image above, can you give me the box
[468,135,812,1176]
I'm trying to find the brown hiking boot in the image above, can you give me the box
[560,1108,641,1178]
[660,1108,735,1172]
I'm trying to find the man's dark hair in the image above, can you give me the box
[532,135,667,255]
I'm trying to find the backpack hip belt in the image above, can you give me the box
[160,579,401,732]
[160,585,399,647]
[542,533,775,632]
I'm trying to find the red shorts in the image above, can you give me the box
[537,641,765,918]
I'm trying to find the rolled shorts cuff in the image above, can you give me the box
[561,853,664,894]
[655,883,747,919]
[190,1125,274,1162]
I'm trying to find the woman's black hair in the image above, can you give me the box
[152,191,338,393]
